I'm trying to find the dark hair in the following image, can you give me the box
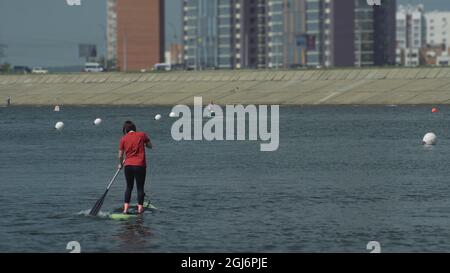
[122,121,137,135]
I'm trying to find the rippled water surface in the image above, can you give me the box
[1,106,450,253]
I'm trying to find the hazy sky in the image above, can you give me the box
[0,0,447,67]
[0,0,182,67]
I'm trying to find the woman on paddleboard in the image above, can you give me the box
[118,121,152,214]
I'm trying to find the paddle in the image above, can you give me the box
[89,165,123,216]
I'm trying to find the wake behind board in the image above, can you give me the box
[109,201,157,221]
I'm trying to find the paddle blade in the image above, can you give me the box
[89,190,108,216]
[89,166,122,216]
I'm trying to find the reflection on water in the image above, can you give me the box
[114,218,153,253]
[423,145,435,151]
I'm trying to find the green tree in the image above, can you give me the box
[0,63,11,73]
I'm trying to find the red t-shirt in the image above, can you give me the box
[119,131,150,167]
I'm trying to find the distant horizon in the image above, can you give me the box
[0,0,449,68]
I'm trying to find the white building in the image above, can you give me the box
[396,5,426,67]
[425,11,450,49]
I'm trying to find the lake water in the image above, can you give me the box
[1,105,450,253]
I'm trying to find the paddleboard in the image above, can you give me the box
[109,201,157,220]
[109,213,140,220]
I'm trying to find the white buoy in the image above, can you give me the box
[422,132,437,145]
[55,121,64,131]
[169,112,177,118]
[154,114,162,121]
[93,118,102,126]
[54,105,60,112]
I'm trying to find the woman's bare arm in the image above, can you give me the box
[118,150,124,169]
[145,139,153,149]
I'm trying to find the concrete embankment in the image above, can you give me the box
[1,68,450,106]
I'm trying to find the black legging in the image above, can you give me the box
[124,166,146,205]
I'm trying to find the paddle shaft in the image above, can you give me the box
[106,167,122,191]
[89,164,124,216]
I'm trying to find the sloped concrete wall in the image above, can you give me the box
[1,68,450,106]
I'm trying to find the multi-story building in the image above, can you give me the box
[106,0,117,66]
[305,0,323,67]
[305,0,355,67]
[305,0,396,68]
[113,0,164,72]
[395,5,426,67]
[183,0,306,70]
[183,0,396,69]
[372,0,397,67]
[267,0,306,68]
[425,11,450,49]
[183,0,268,70]
[183,0,228,69]
[240,0,268,69]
